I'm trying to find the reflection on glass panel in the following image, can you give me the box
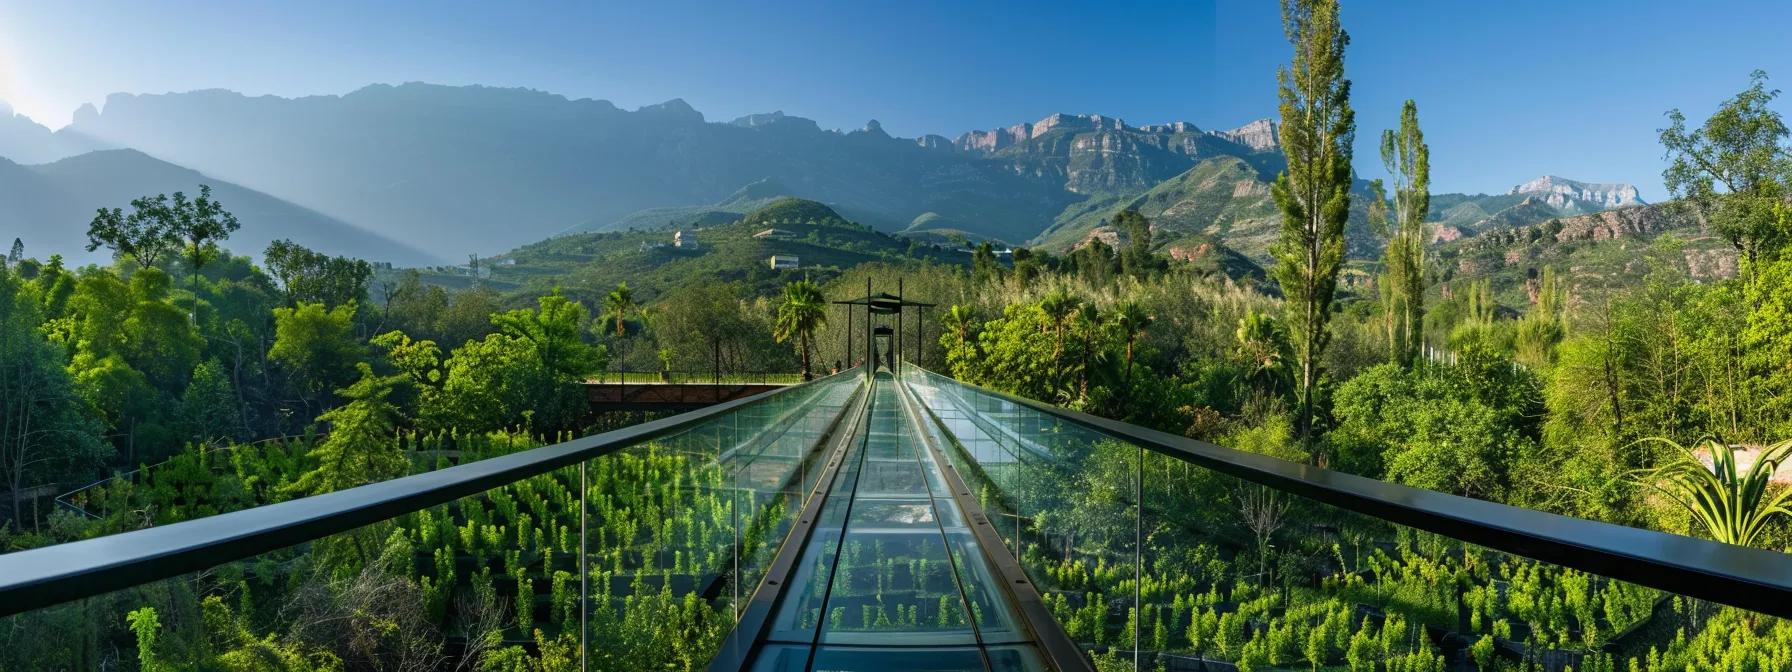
[0,494,564,669]
[584,373,857,669]
[912,367,1792,672]
[0,373,863,672]
[906,368,1139,660]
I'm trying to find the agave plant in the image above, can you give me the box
[1641,437,1792,547]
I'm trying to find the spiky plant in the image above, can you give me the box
[1641,437,1792,547]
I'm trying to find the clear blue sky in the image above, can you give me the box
[1,0,1787,200]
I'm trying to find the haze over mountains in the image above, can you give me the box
[0,83,1644,266]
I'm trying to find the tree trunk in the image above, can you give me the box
[800,331,813,381]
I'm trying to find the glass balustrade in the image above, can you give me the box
[0,371,861,672]
[6,364,1789,672]
[902,365,1789,671]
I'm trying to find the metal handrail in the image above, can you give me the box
[905,366,1792,620]
[591,371,808,385]
[0,367,862,619]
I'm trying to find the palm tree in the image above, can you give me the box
[1642,437,1792,547]
[1073,301,1104,402]
[604,282,636,339]
[1040,290,1077,396]
[1110,301,1153,398]
[940,304,978,375]
[775,279,827,381]
[1236,308,1289,396]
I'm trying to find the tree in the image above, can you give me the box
[1641,437,1792,547]
[0,269,105,531]
[493,288,605,384]
[972,241,1003,283]
[1379,100,1430,366]
[1040,290,1078,395]
[1516,266,1566,367]
[263,239,373,309]
[6,238,20,267]
[774,279,827,380]
[1115,209,1160,279]
[1073,301,1105,402]
[1661,70,1791,273]
[167,185,241,294]
[289,363,408,496]
[1237,308,1292,399]
[270,302,363,415]
[604,281,637,339]
[1111,300,1153,398]
[87,193,178,268]
[181,360,242,447]
[1270,0,1356,457]
[940,304,979,378]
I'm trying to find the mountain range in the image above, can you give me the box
[0,148,434,267]
[0,84,1643,268]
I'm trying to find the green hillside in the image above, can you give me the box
[1433,202,1733,309]
[1030,156,1382,265]
[464,198,964,304]
[569,178,794,235]
[1032,157,1278,254]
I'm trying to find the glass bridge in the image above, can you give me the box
[4,365,1792,672]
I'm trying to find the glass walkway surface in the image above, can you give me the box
[741,371,1048,672]
[6,365,1792,672]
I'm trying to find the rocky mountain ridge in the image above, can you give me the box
[0,84,1644,268]
[1508,175,1644,212]
[950,113,1280,156]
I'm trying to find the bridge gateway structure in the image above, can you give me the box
[4,364,1792,669]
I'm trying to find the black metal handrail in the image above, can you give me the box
[906,366,1792,620]
[0,367,862,619]
[590,371,808,385]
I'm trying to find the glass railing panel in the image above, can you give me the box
[0,371,864,672]
[580,372,858,668]
[907,368,1139,657]
[1126,448,1776,672]
[915,368,1792,671]
[0,476,582,669]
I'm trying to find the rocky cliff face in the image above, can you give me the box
[1210,119,1278,152]
[952,113,1130,152]
[948,113,1284,198]
[1552,203,1692,242]
[915,134,956,151]
[1509,175,1645,212]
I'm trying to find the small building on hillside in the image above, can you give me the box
[769,255,800,270]
[754,228,795,240]
[674,230,700,250]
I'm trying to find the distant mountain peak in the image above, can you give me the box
[1210,119,1278,152]
[636,98,704,122]
[730,110,786,127]
[951,112,1128,152]
[1509,175,1644,210]
[0,101,12,118]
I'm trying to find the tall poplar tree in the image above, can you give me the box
[1269,0,1355,457]
[1381,100,1430,366]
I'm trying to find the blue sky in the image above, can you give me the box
[1,0,1787,200]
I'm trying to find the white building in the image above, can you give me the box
[769,255,800,270]
[674,230,700,250]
